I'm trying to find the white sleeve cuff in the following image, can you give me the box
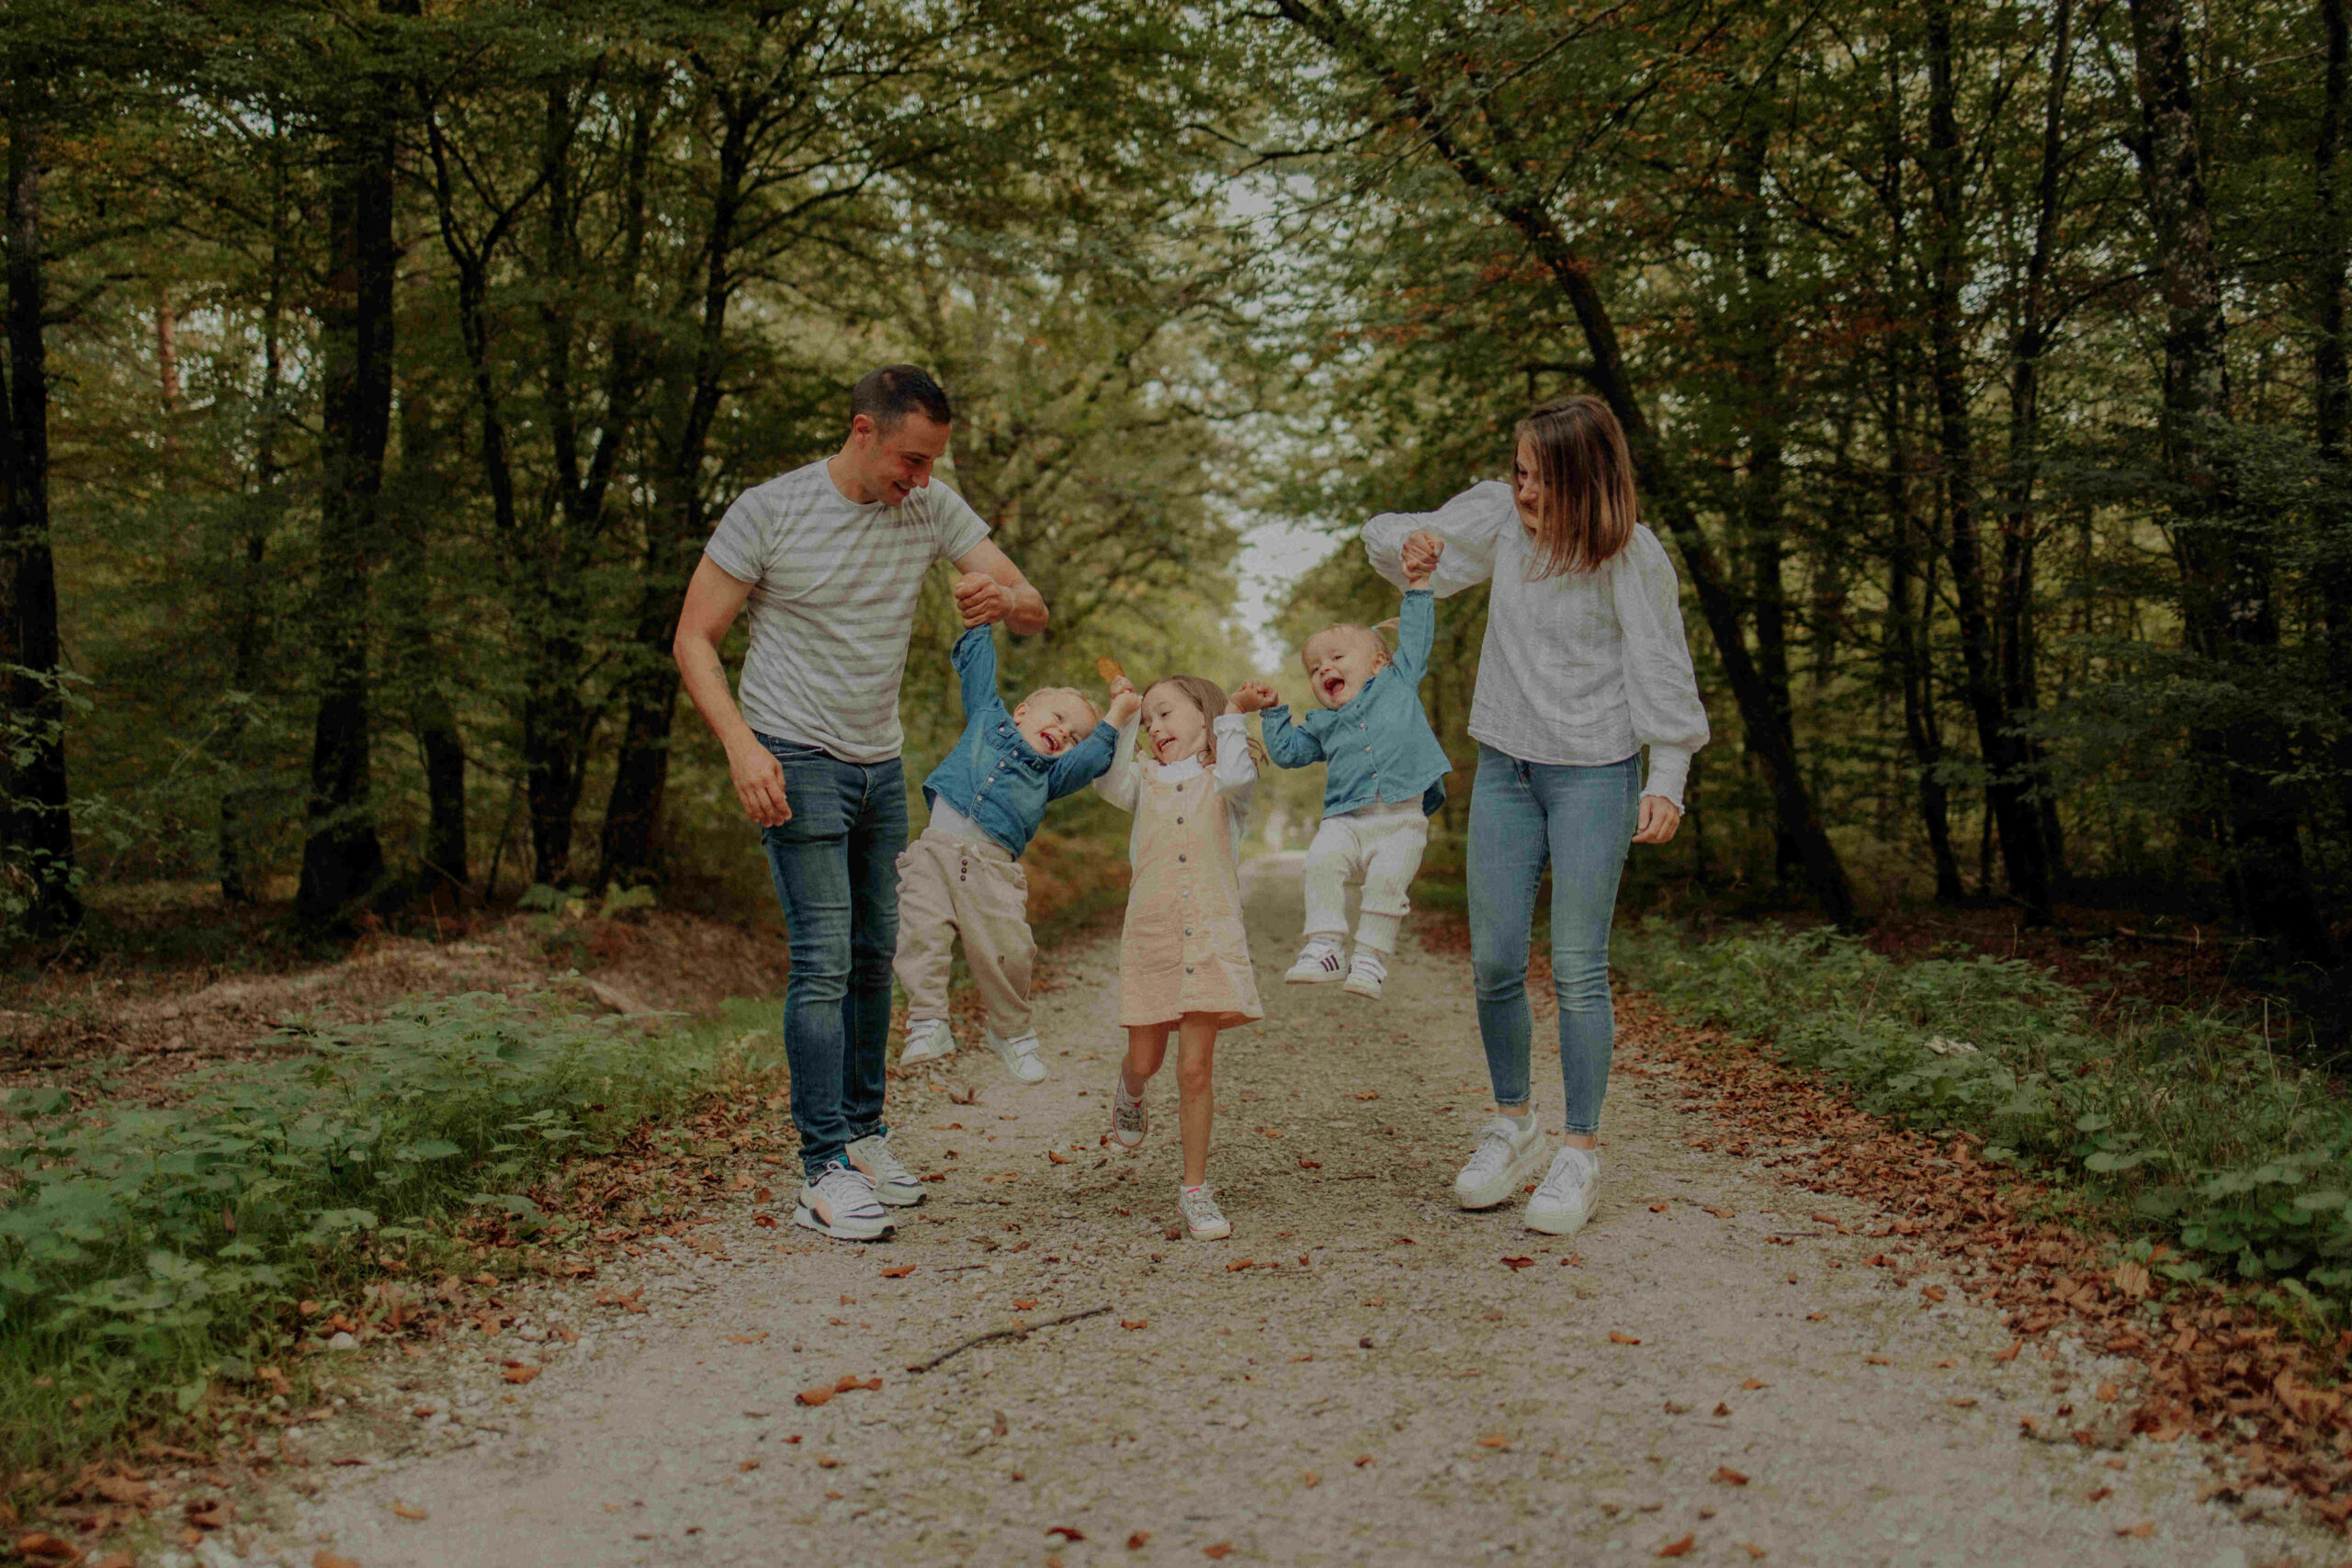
[1642,746,1692,810]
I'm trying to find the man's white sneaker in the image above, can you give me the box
[1341,949,1387,998]
[1284,938,1347,985]
[1524,1145,1600,1236]
[1453,1115,1548,1210]
[899,1018,955,1066]
[1178,1184,1232,1241]
[793,1160,893,1241]
[1111,1075,1149,1149]
[844,1132,925,1206]
[987,1027,1048,1084]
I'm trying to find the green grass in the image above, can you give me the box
[0,991,774,1485]
[1613,921,2352,1310]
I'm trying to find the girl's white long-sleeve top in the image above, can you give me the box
[1362,480,1711,807]
[1092,715,1257,857]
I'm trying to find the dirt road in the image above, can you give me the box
[256,858,2328,1567]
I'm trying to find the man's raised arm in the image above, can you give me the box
[949,537,1048,635]
[673,556,791,827]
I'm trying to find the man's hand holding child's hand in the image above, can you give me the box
[953,571,1016,628]
[1401,530,1444,589]
[1104,674,1142,728]
[1227,679,1277,715]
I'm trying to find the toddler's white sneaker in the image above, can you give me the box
[1178,1183,1232,1241]
[1453,1115,1548,1210]
[899,1018,955,1066]
[1524,1145,1600,1236]
[987,1026,1048,1084]
[1342,948,1387,998]
[1284,937,1347,985]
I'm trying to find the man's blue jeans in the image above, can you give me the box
[755,735,908,1179]
[1466,745,1640,1135]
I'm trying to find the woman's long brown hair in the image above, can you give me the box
[1515,394,1638,578]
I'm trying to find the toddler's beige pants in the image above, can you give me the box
[892,829,1035,1038]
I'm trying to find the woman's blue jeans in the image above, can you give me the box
[1467,745,1640,1135]
[755,735,908,1179]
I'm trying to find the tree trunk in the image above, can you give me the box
[2315,0,2352,849]
[1924,0,2051,921]
[0,90,78,934]
[1271,0,1859,925]
[1733,108,1800,886]
[1886,365,1963,903]
[2125,0,2328,959]
[1998,0,2075,895]
[295,64,399,931]
[598,98,751,889]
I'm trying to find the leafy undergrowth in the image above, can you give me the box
[0,990,789,1510]
[1611,923,2352,1304]
[1615,992,2352,1525]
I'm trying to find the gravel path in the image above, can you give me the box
[261,859,2330,1567]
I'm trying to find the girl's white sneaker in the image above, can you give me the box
[1341,948,1387,998]
[1284,937,1347,984]
[1524,1145,1600,1236]
[1111,1075,1149,1149]
[899,1018,956,1066]
[987,1027,1048,1084]
[1178,1184,1232,1240]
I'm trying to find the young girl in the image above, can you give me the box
[1093,672,1276,1240]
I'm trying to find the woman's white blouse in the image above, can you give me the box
[1092,715,1257,861]
[1363,480,1710,807]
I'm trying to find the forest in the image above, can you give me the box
[1,0,2346,999]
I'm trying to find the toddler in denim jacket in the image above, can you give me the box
[894,626,1124,1082]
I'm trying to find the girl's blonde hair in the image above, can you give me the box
[1136,675,1270,769]
[1516,394,1638,578]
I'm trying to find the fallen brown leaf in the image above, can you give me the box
[1649,1203,1669,1213]
[1500,1256,1534,1270]
[1047,1150,1071,1164]
[1948,1397,1978,1409]
[391,1503,429,1520]
[753,1186,774,1202]
[1226,1259,1254,1272]
[1920,1285,1946,1303]
[503,1364,541,1383]
[1302,1470,1321,1487]
[1353,1454,1373,1467]
[1476,1433,1509,1449]
[1048,1526,1087,1541]
[1740,1378,1770,1390]
[880,1265,916,1279]
[1128,1531,1152,1549]
[1298,1158,1322,1169]
[1204,1545,1234,1560]
[1714,1465,1749,1485]
[740,1459,762,1472]
[1737,1544,1769,1562]
[1656,1533,1696,1558]
[2086,1486,2112,1502]
[1713,1403,1733,1417]
[1863,1354,1891,1366]
[2115,1522,2154,1539]
[1121,1318,1148,1330]
[14,1535,79,1563]
[1351,1090,1379,1100]
[1993,1339,2023,1362]
[796,1384,835,1407]
[314,1555,362,1568]
[726,1333,769,1345]
[1608,1331,1642,1345]
[2096,1381,2119,1403]
[1012,1298,1040,1310]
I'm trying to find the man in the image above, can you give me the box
[674,365,1046,1240]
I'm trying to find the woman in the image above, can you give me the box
[1363,395,1709,1236]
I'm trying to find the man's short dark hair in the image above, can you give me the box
[850,365,954,432]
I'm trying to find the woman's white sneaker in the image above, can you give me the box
[1524,1145,1600,1235]
[1453,1116,1548,1210]
[1178,1184,1232,1240]
[1341,948,1387,998]
[793,1160,893,1241]
[987,1027,1048,1084]
[844,1132,925,1206]
[899,1018,956,1066]
[1111,1075,1149,1149]
[1284,937,1346,985]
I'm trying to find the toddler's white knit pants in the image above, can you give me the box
[1302,799,1430,954]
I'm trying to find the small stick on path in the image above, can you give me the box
[905,1305,1112,1375]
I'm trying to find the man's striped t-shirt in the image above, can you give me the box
[703,458,989,764]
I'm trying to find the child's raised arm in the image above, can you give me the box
[1390,582,1438,686]
[948,625,1001,718]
